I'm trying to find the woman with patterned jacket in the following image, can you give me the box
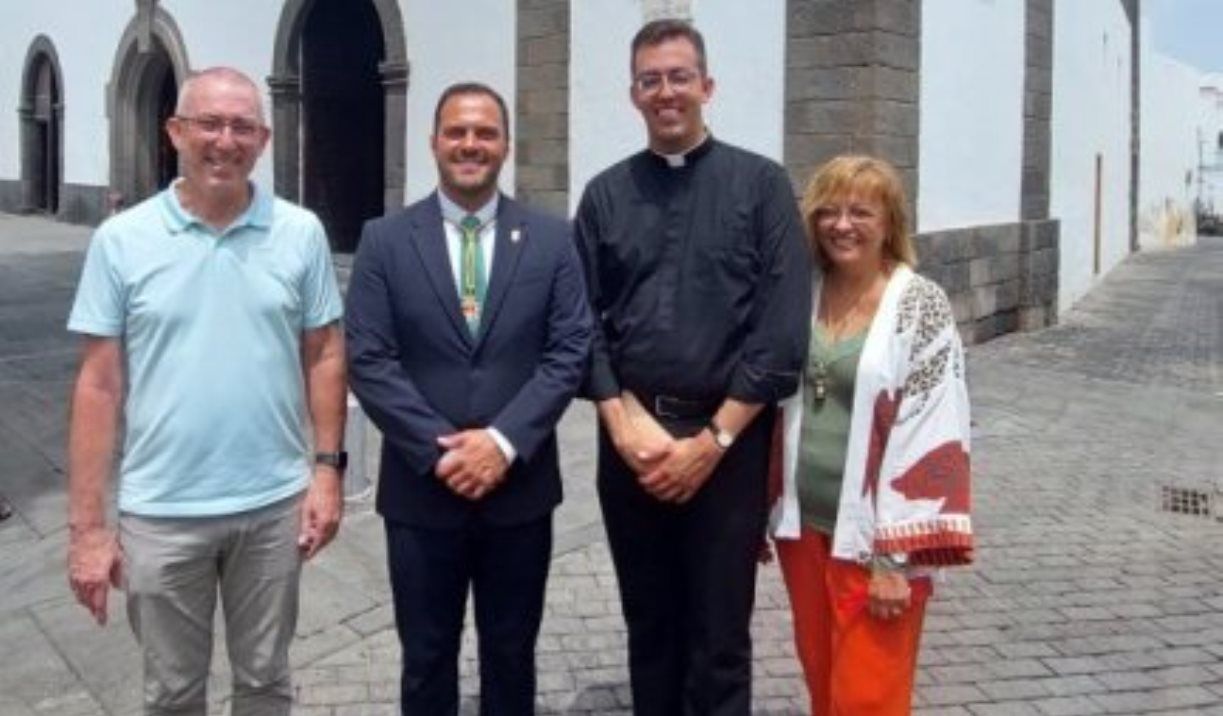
[768,154,974,715]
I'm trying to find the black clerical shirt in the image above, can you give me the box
[574,137,812,406]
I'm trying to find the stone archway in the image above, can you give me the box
[19,36,64,215]
[270,0,408,251]
[108,6,190,207]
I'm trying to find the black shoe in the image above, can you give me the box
[0,497,12,522]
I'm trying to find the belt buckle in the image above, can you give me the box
[653,395,678,419]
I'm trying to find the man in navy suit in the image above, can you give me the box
[345,82,591,715]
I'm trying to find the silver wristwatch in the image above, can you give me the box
[706,419,736,451]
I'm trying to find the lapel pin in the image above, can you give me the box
[510,228,522,244]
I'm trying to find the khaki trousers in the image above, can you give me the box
[119,493,302,716]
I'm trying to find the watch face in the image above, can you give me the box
[715,431,734,449]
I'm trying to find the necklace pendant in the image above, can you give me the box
[813,376,827,401]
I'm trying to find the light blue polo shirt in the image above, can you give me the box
[67,182,343,517]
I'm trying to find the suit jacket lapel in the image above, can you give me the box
[475,195,527,347]
[409,193,474,349]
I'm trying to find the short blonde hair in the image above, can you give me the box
[800,154,917,269]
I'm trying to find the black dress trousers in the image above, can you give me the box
[597,409,772,716]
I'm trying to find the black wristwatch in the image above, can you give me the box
[315,451,348,471]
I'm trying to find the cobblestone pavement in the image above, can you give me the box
[0,211,1221,715]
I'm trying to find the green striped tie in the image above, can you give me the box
[459,215,487,335]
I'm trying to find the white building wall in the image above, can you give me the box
[917,0,1025,233]
[1049,0,1132,311]
[1138,21,1199,250]
[403,0,516,204]
[569,0,785,213]
[162,0,284,189]
[569,0,642,210]
[0,1,518,204]
[0,2,129,186]
[692,1,785,163]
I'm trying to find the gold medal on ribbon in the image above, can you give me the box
[461,296,480,322]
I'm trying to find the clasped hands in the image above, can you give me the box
[435,429,509,500]
[614,422,722,504]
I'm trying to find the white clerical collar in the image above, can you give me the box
[437,190,499,227]
[652,133,711,168]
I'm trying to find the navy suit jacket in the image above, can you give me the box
[345,193,592,528]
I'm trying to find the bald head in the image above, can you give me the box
[176,67,266,123]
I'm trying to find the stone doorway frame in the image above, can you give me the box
[270,0,408,213]
[107,5,190,208]
[19,35,64,215]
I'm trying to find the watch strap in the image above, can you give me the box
[315,451,348,471]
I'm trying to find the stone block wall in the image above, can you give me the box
[57,184,109,225]
[515,0,570,216]
[916,219,1059,344]
[784,0,921,202]
[0,181,23,216]
[910,0,1061,346]
[0,179,106,226]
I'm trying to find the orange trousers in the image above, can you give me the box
[776,528,930,715]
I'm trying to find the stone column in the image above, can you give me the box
[643,0,692,21]
[1021,0,1053,221]
[1017,0,1059,330]
[1122,0,1140,253]
[381,61,409,211]
[268,74,301,203]
[783,0,921,205]
[17,104,37,213]
[515,0,570,216]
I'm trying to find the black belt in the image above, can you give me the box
[636,391,721,421]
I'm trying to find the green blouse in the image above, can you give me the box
[796,323,866,534]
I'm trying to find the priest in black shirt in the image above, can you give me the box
[573,19,812,716]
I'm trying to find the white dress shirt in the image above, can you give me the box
[435,190,517,464]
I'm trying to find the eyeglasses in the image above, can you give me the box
[175,115,266,140]
[633,68,701,95]
[814,204,881,226]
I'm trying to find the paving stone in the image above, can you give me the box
[1088,685,1220,713]
[3,224,1223,713]
[969,701,1045,715]
[978,677,1052,700]
[921,683,990,706]
[1034,695,1106,715]
[1035,675,1109,697]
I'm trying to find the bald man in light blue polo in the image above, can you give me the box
[65,66,347,716]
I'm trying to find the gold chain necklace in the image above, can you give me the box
[820,275,882,341]
[809,271,887,402]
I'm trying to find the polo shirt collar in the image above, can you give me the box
[160,179,273,236]
[437,189,498,228]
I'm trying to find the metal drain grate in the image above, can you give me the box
[1160,485,1213,517]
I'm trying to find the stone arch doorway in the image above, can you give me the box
[108,7,190,207]
[271,0,408,252]
[303,0,385,251]
[19,36,64,215]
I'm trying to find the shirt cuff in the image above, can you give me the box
[728,363,801,405]
[583,359,621,401]
[487,428,517,464]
